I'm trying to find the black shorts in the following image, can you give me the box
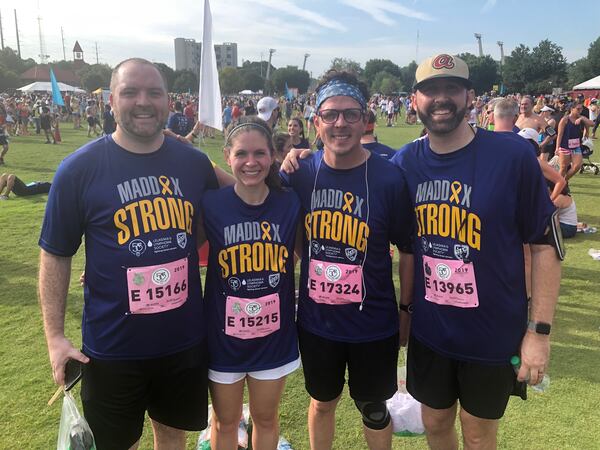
[81,342,209,450]
[0,136,7,146]
[298,326,399,402]
[87,116,96,127]
[407,335,524,420]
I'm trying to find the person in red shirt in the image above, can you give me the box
[183,101,196,122]
[231,101,241,126]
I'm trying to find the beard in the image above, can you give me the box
[115,107,167,140]
[418,101,467,135]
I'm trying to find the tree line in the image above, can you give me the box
[1,37,598,95]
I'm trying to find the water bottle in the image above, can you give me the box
[510,355,550,393]
[277,437,293,450]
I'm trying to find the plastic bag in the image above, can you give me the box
[57,391,96,450]
[197,403,250,450]
[387,361,424,437]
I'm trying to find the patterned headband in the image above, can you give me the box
[315,79,367,111]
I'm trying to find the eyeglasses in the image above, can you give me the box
[317,108,364,124]
[486,110,494,115]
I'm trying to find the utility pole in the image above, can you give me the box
[61,27,66,60]
[302,53,310,71]
[266,48,275,81]
[37,16,49,64]
[14,9,21,57]
[497,41,505,66]
[474,33,483,57]
[416,29,420,62]
[260,52,263,77]
[0,10,4,50]
[95,42,99,64]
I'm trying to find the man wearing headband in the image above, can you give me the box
[39,58,223,450]
[391,54,561,449]
[281,70,414,449]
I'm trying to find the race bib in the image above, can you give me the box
[423,256,478,308]
[225,293,280,339]
[568,138,580,149]
[308,258,363,305]
[127,257,188,314]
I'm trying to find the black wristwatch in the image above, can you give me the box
[399,303,413,314]
[527,320,552,335]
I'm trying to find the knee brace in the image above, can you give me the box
[354,400,391,430]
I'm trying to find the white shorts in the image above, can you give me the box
[208,357,301,384]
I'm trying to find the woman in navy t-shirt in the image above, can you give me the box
[288,117,310,149]
[200,116,301,450]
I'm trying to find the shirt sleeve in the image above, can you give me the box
[388,169,415,253]
[38,160,85,256]
[517,149,556,243]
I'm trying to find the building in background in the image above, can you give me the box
[214,42,238,70]
[174,38,238,74]
[174,38,202,74]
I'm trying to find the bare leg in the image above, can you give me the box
[459,407,499,450]
[247,376,287,450]
[558,152,571,179]
[151,419,186,450]
[363,420,392,450]
[209,378,245,450]
[565,153,583,181]
[421,403,459,450]
[308,395,341,450]
[0,173,7,195]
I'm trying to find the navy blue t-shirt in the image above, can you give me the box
[281,151,413,342]
[363,141,397,160]
[167,112,191,136]
[391,129,555,364]
[39,135,218,360]
[202,186,300,372]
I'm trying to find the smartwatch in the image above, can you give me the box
[527,320,551,335]
[399,303,413,314]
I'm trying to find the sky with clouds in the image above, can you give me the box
[2,0,598,77]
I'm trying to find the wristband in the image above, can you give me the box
[399,303,413,314]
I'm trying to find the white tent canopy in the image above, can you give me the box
[573,75,600,90]
[238,89,254,95]
[17,81,86,93]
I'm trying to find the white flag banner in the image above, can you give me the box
[198,0,223,131]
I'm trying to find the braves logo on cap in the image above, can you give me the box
[432,54,455,70]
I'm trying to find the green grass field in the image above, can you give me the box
[1,118,599,450]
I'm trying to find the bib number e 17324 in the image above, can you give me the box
[308,258,363,305]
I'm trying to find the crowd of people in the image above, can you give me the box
[5,51,590,450]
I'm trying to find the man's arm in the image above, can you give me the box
[517,244,560,385]
[398,251,414,347]
[39,250,89,386]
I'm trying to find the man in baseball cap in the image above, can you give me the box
[257,96,280,129]
[391,53,561,450]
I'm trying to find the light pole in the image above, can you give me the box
[303,53,310,71]
[474,33,483,57]
[266,48,275,81]
[497,41,504,93]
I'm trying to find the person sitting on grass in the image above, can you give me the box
[0,172,51,200]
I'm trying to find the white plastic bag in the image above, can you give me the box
[387,389,425,437]
[387,358,424,437]
[56,391,95,450]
